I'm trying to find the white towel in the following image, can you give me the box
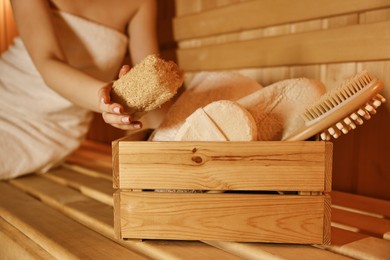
[151,71,264,141]
[152,72,326,142]
[0,10,128,179]
[238,78,326,141]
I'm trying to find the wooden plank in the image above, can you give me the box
[173,0,390,40]
[0,217,54,260]
[44,167,113,206]
[176,21,390,71]
[9,175,115,240]
[323,194,332,244]
[117,191,328,243]
[331,207,390,239]
[204,240,352,260]
[0,182,146,259]
[62,163,112,181]
[114,141,329,191]
[68,149,112,165]
[81,140,113,155]
[112,129,155,188]
[324,142,333,192]
[331,190,390,218]
[327,227,390,260]
[9,175,242,260]
[330,227,368,246]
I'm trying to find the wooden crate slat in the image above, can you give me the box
[176,21,390,71]
[0,182,146,259]
[173,0,390,40]
[114,141,330,191]
[9,174,243,260]
[117,191,329,243]
[0,217,54,260]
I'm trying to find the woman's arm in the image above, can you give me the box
[100,0,160,128]
[10,0,142,130]
[11,0,106,112]
[128,0,159,64]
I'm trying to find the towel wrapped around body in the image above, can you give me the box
[0,10,128,179]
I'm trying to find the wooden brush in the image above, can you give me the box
[283,70,386,141]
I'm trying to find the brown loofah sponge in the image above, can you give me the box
[111,54,183,119]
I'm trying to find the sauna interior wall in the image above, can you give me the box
[158,0,390,200]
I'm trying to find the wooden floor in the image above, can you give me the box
[1,140,390,259]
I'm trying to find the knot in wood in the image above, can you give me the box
[191,156,202,164]
[192,148,197,153]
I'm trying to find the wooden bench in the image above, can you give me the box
[1,140,390,259]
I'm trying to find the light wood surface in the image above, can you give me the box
[114,140,331,191]
[177,21,390,71]
[0,182,147,259]
[117,191,329,243]
[9,175,241,260]
[331,190,390,218]
[173,0,390,39]
[0,217,54,260]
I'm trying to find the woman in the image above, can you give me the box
[0,0,159,179]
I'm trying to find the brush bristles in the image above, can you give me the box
[302,70,373,122]
[298,70,386,140]
[319,94,385,140]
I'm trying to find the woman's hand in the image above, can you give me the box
[98,65,142,130]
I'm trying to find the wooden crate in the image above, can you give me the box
[112,136,332,244]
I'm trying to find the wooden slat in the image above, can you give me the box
[114,141,330,191]
[173,0,390,40]
[9,175,242,260]
[68,149,112,165]
[62,163,112,181]
[0,217,54,260]
[331,190,390,218]
[80,140,114,155]
[0,182,146,259]
[204,240,352,260]
[176,21,390,71]
[117,191,329,244]
[327,227,390,260]
[332,207,390,239]
[44,167,114,206]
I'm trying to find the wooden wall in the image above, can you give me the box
[158,0,390,200]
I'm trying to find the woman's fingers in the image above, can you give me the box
[98,83,112,105]
[110,122,143,130]
[119,65,130,78]
[102,112,142,130]
[97,65,135,130]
